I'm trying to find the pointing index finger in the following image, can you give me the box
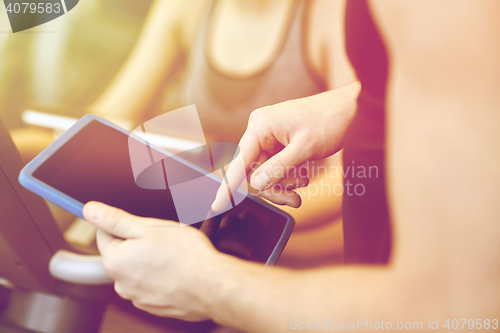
[211,132,260,212]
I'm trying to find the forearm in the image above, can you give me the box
[91,0,180,120]
[305,80,360,121]
[299,81,360,154]
[205,255,406,332]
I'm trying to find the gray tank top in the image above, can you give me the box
[182,0,327,143]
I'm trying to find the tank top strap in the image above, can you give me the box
[179,0,326,142]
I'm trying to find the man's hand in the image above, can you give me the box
[83,201,221,321]
[212,82,360,212]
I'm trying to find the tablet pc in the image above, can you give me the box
[19,115,294,265]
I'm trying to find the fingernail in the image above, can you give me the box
[211,198,231,213]
[253,171,271,189]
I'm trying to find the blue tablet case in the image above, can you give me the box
[18,114,294,265]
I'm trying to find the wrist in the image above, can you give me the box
[199,252,242,323]
[199,252,298,332]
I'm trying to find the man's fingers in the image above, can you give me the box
[278,176,310,190]
[212,133,260,212]
[83,201,146,239]
[253,176,308,207]
[249,168,308,208]
[250,137,312,191]
[260,186,302,208]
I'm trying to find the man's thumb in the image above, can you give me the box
[83,202,146,239]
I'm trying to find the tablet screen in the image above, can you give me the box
[32,120,289,263]
[34,121,179,221]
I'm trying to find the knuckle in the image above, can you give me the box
[114,283,131,300]
[102,256,119,277]
[260,135,276,151]
[269,158,289,179]
[249,107,267,123]
[248,108,261,120]
[106,209,126,234]
[132,301,146,311]
[298,132,318,152]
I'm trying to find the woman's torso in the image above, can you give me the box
[178,0,327,143]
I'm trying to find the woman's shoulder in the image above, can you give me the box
[175,0,212,49]
[306,0,356,88]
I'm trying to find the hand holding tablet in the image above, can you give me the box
[19,114,294,264]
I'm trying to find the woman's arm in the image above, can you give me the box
[91,0,208,121]
[82,2,500,332]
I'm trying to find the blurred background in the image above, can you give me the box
[0,0,153,129]
[0,1,347,331]
[1,0,347,268]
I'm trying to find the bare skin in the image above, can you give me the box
[84,0,500,332]
[89,0,355,252]
[90,0,353,119]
